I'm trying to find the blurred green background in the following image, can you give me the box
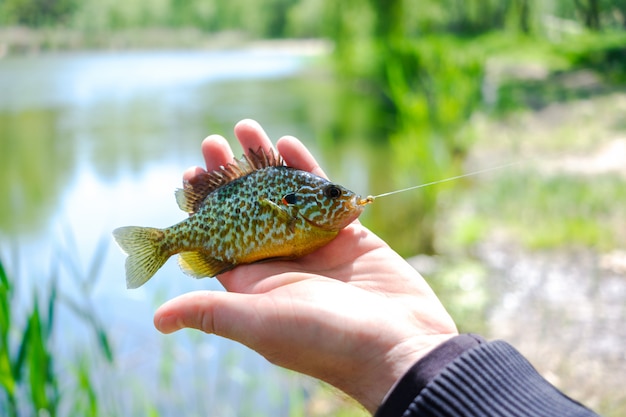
[1,0,626,416]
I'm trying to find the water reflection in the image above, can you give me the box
[1,107,73,234]
[0,50,304,110]
[0,49,333,416]
[0,50,321,234]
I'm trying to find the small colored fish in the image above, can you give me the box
[113,148,368,288]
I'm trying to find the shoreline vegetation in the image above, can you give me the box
[0,26,332,57]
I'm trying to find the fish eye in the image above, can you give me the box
[282,193,298,205]
[324,185,342,199]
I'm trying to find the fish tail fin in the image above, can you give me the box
[112,226,169,289]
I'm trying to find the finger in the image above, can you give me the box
[201,134,235,172]
[182,135,233,183]
[217,262,311,294]
[276,136,328,179]
[234,119,275,156]
[154,291,266,347]
[182,166,206,183]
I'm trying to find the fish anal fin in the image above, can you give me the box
[178,251,235,278]
[176,147,285,214]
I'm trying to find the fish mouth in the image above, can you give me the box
[356,195,375,206]
[328,195,368,229]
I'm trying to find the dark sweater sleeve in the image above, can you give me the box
[375,335,600,417]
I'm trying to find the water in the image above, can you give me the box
[0,48,344,416]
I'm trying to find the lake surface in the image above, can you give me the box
[0,48,373,416]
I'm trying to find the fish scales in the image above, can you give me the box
[113,148,365,289]
[173,168,308,259]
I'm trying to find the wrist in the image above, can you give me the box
[353,333,458,414]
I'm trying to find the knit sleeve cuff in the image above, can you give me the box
[376,336,599,417]
[375,334,485,417]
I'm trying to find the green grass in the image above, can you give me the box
[440,29,626,252]
[0,236,113,416]
[486,30,626,113]
[0,240,368,416]
[443,172,626,251]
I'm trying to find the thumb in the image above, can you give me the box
[154,291,264,345]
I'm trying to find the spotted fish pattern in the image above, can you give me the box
[113,148,366,288]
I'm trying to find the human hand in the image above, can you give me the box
[154,119,458,413]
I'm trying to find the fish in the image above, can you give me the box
[112,148,368,289]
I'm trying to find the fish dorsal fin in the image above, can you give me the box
[176,147,284,214]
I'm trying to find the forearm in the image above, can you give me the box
[375,335,600,417]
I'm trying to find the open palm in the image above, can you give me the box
[154,119,457,413]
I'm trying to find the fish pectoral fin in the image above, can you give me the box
[178,251,235,278]
[259,199,297,231]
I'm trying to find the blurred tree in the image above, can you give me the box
[169,0,215,29]
[0,0,77,26]
[445,0,509,33]
[324,0,485,253]
[576,0,601,30]
[285,0,326,37]
[265,0,299,38]
[512,0,533,33]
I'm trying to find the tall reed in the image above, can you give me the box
[0,233,113,416]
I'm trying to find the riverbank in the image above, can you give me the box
[407,240,626,416]
[0,26,331,57]
[417,86,626,416]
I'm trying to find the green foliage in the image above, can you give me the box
[53,0,306,37]
[323,2,602,257]
[485,30,626,114]
[71,356,99,417]
[25,297,59,414]
[0,263,60,416]
[0,0,78,27]
[0,238,113,416]
[561,31,626,82]
[326,0,487,253]
[0,261,17,416]
[322,0,625,254]
[0,0,625,37]
[448,172,626,251]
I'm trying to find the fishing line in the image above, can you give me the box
[359,160,524,205]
